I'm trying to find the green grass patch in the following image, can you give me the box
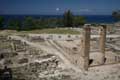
[17,28,81,34]
[0,28,81,35]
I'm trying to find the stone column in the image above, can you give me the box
[99,24,107,64]
[81,24,91,71]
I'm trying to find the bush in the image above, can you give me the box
[8,19,21,31]
[22,16,35,30]
[74,16,86,27]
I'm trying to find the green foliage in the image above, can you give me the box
[0,16,4,29]
[0,10,86,31]
[8,19,21,30]
[73,16,86,27]
[22,16,58,30]
[22,16,35,30]
[43,18,57,28]
[33,19,45,29]
[19,28,81,34]
[33,18,54,29]
[33,18,62,29]
[63,10,74,27]
[63,10,86,27]
[112,10,120,20]
[56,18,64,27]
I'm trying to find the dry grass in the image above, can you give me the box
[0,28,81,35]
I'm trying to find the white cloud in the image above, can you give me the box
[80,9,91,12]
[56,8,60,11]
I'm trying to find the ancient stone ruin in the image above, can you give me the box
[0,24,120,80]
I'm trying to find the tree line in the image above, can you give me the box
[0,10,86,31]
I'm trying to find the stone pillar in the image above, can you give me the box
[81,24,91,71]
[99,24,106,64]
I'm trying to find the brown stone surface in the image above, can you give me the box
[81,25,91,71]
[99,25,107,64]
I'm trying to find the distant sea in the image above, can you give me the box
[0,15,118,24]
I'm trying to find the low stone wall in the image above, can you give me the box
[28,34,81,41]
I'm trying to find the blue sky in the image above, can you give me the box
[0,0,120,15]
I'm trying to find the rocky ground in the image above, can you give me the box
[0,26,120,80]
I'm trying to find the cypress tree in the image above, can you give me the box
[63,10,73,27]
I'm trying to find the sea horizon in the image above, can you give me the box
[0,14,118,24]
[0,14,113,16]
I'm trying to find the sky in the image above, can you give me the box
[0,0,120,15]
